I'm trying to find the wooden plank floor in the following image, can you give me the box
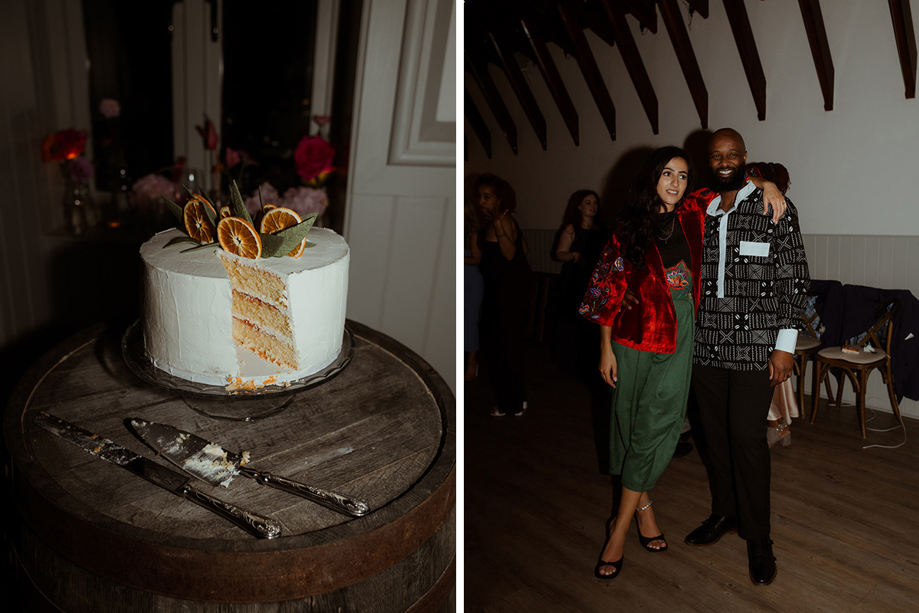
[464,340,919,612]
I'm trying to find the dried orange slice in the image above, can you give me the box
[219,205,232,219]
[217,216,262,259]
[184,198,216,244]
[260,207,307,258]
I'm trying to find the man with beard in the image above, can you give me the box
[683,128,810,586]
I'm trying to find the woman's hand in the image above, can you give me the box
[599,326,617,387]
[751,177,787,222]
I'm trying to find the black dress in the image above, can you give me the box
[478,220,533,413]
[554,225,608,376]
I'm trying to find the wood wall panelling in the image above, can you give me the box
[722,0,767,120]
[388,0,455,166]
[379,196,449,355]
[798,0,835,111]
[346,194,396,329]
[658,0,709,128]
[346,0,454,391]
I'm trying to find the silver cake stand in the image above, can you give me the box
[122,320,354,421]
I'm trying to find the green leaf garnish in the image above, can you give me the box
[260,213,317,258]
[258,232,286,258]
[163,235,202,248]
[228,180,253,226]
[164,197,184,225]
[180,241,219,253]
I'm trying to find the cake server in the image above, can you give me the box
[33,412,282,539]
[130,418,370,517]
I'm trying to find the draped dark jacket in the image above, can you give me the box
[578,197,706,354]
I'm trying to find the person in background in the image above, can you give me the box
[747,162,798,448]
[553,190,608,376]
[476,173,534,417]
[685,129,810,586]
[582,146,788,580]
[464,200,484,381]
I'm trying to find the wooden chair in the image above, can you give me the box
[792,302,823,420]
[810,301,904,439]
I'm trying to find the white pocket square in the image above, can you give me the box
[739,241,770,257]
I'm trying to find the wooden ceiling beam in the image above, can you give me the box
[558,0,617,140]
[684,0,709,19]
[889,0,917,99]
[622,0,658,33]
[488,31,548,150]
[465,52,519,154]
[520,14,580,146]
[657,0,708,128]
[722,0,767,120]
[798,0,835,111]
[584,0,617,47]
[602,0,659,134]
[464,88,492,159]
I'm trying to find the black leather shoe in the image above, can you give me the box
[747,539,777,585]
[684,514,738,545]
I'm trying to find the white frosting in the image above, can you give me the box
[140,227,350,387]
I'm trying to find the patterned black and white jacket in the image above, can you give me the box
[692,181,811,371]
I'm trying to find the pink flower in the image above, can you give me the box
[225,148,241,168]
[131,174,180,216]
[245,182,281,216]
[99,99,121,118]
[64,157,95,183]
[294,135,335,181]
[281,186,328,218]
[195,115,219,150]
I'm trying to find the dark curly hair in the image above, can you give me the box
[561,189,600,229]
[475,173,517,213]
[618,146,693,268]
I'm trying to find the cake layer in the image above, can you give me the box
[232,291,293,344]
[233,318,297,370]
[140,227,350,387]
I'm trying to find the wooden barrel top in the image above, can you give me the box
[4,320,455,603]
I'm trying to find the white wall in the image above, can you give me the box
[465,0,919,237]
[345,0,456,392]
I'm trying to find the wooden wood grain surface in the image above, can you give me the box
[465,340,919,612]
[5,320,455,609]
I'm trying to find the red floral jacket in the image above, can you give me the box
[579,197,706,354]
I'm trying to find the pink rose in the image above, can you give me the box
[294,135,335,181]
[99,99,121,118]
[131,174,180,216]
[225,147,241,168]
[245,182,281,216]
[64,157,95,183]
[281,186,328,217]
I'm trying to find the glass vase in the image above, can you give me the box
[63,181,99,235]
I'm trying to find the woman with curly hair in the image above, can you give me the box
[581,147,785,579]
[476,172,533,417]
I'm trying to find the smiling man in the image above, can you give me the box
[684,128,810,586]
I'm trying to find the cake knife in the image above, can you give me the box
[33,412,282,539]
[130,418,370,517]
